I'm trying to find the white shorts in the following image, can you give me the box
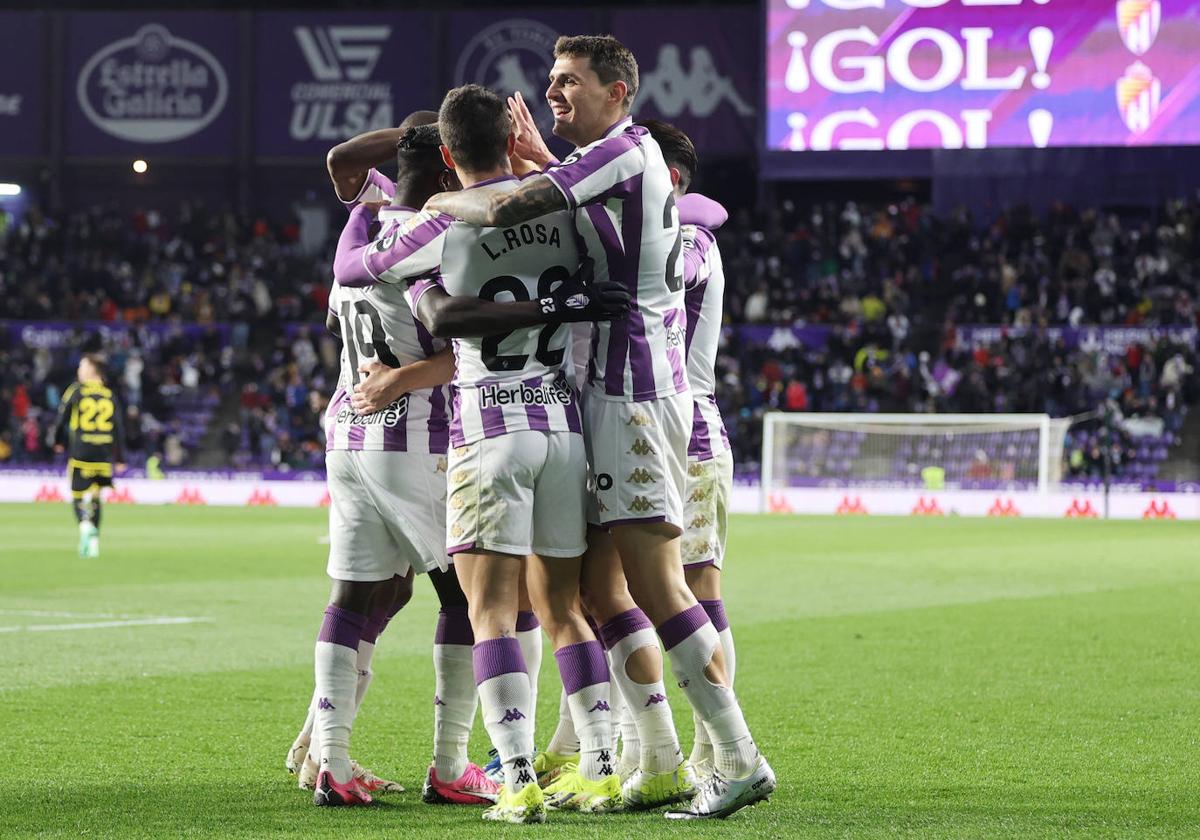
[446,430,588,559]
[326,449,449,582]
[681,448,734,570]
[584,391,690,530]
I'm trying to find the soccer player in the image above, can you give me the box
[638,119,737,780]
[424,36,776,819]
[334,85,630,822]
[296,114,501,808]
[52,353,125,558]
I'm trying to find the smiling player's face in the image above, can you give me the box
[546,56,617,147]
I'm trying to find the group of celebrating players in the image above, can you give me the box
[285,33,775,822]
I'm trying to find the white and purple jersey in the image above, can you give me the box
[340,167,394,209]
[360,177,583,447]
[325,203,450,454]
[681,224,730,461]
[543,118,689,403]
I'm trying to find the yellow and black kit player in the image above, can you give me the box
[51,354,126,558]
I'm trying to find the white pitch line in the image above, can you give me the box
[0,609,137,619]
[0,617,212,633]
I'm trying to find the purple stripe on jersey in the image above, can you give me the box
[684,269,708,357]
[585,204,632,397]
[364,213,452,279]
[522,376,550,431]
[554,640,609,695]
[480,403,507,439]
[473,637,527,684]
[415,319,450,453]
[317,605,367,649]
[689,399,713,460]
[544,128,645,208]
[615,174,657,399]
[382,413,408,451]
[566,398,583,434]
[435,606,475,646]
[664,307,688,393]
[656,604,711,652]
[347,423,366,450]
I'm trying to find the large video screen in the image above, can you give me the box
[766,0,1200,151]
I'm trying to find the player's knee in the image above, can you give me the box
[391,574,414,614]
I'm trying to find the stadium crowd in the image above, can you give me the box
[2,194,1197,477]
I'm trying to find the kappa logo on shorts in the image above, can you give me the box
[450,495,466,510]
[435,457,447,473]
[626,411,655,427]
[627,468,656,485]
[454,446,470,456]
[688,462,706,478]
[688,487,712,503]
[629,495,656,513]
[628,438,655,457]
[689,514,711,529]
[450,523,465,538]
[452,470,470,484]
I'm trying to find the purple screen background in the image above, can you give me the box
[767,0,1200,151]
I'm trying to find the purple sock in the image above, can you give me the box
[317,604,368,650]
[698,599,729,633]
[656,604,711,651]
[435,606,475,646]
[554,640,610,694]
[516,611,540,632]
[598,608,653,650]
[472,636,527,683]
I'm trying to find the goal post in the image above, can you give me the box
[760,412,1072,512]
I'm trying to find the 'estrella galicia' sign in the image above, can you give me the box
[76,23,229,143]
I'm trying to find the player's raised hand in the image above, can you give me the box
[540,258,630,323]
[508,91,556,170]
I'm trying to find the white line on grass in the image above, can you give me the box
[0,616,212,633]
[0,609,137,619]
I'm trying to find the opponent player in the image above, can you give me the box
[52,353,125,558]
[638,119,737,780]
[424,36,775,819]
[296,114,504,807]
[334,85,630,822]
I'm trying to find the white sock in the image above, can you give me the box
[300,687,318,740]
[314,606,366,784]
[546,687,580,756]
[554,640,615,782]
[433,641,477,781]
[660,606,756,779]
[474,637,535,792]
[516,612,542,733]
[601,610,681,774]
[354,639,375,714]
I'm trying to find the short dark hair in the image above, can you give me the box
[638,120,697,191]
[396,123,444,175]
[438,85,510,173]
[554,35,639,110]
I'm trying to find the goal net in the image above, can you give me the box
[761,413,1072,503]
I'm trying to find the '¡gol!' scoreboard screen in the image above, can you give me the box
[765,0,1200,152]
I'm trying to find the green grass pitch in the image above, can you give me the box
[1,503,1197,838]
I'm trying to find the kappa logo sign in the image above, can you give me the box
[290,26,393,142]
[246,488,278,507]
[911,496,945,516]
[104,487,136,504]
[636,44,753,119]
[77,24,228,143]
[34,484,65,503]
[987,497,1020,518]
[835,495,867,515]
[1064,498,1099,519]
[175,487,206,506]
[455,19,559,134]
[1142,499,1176,520]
